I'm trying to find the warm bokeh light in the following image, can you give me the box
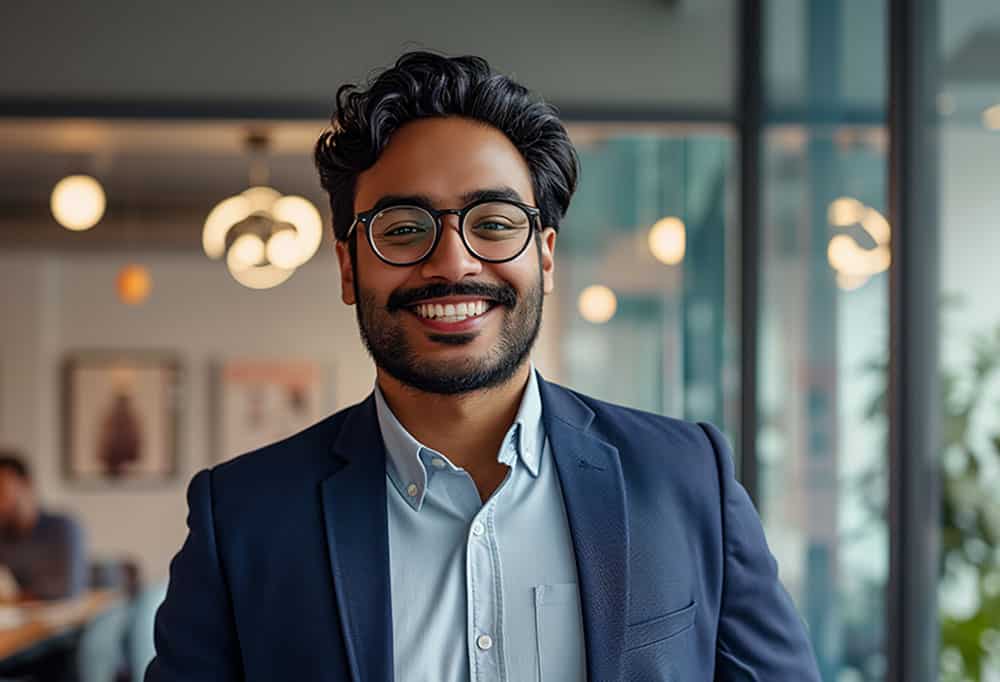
[983,104,1000,131]
[647,216,686,265]
[860,207,891,245]
[578,285,618,324]
[202,187,280,260]
[202,195,251,258]
[266,230,301,269]
[51,174,106,231]
[202,187,322,290]
[116,265,152,305]
[225,247,295,289]
[826,198,892,291]
[271,195,323,267]
[230,233,266,267]
[827,234,891,277]
[827,196,865,227]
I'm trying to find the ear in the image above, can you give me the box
[539,227,557,295]
[335,240,356,305]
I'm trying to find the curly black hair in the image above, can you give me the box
[314,51,579,244]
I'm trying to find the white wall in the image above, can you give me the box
[0,248,562,583]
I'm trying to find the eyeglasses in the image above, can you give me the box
[346,198,541,266]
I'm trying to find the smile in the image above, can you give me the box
[410,299,497,323]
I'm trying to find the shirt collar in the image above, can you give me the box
[373,365,544,511]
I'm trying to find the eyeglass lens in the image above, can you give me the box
[369,201,532,264]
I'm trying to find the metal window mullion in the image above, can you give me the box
[886,0,941,680]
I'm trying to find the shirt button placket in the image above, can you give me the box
[469,505,502,682]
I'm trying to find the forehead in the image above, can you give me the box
[354,117,535,210]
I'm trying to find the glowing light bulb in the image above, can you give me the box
[647,217,686,265]
[578,285,617,324]
[271,195,323,267]
[266,230,301,269]
[827,197,865,227]
[51,175,106,231]
[230,233,265,267]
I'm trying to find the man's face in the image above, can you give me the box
[336,116,557,395]
[0,470,26,535]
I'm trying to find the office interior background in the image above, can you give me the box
[0,0,997,680]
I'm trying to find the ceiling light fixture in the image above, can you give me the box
[202,132,323,289]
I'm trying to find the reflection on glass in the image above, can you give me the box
[759,125,889,681]
[556,128,738,437]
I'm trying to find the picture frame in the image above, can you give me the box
[61,350,181,485]
[212,359,329,464]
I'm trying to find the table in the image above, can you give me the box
[0,590,121,669]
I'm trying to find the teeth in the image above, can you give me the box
[413,300,491,321]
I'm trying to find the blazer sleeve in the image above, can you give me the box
[145,469,244,682]
[698,422,822,681]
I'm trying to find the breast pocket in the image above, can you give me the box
[533,583,587,682]
[624,600,697,651]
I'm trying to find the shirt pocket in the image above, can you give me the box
[624,600,697,652]
[533,583,587,682]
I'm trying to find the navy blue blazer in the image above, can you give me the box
[146,375,820,681]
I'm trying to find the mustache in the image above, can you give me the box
[386,282,518,311]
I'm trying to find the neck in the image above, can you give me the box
[376,362,532,471]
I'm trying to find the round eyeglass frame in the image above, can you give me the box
[345,198,542,267]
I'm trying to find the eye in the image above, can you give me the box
[475,221,514,231]
[384,224,429,237]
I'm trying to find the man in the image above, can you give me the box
[0,452,87,601]
[147,52,821,681]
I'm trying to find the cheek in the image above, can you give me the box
[356,258,415,302]
[495,259,540,293]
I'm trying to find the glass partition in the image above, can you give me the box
[555,125,740,438]
[935,2,1000,679]
[759,2,889,680]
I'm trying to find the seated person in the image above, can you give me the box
[0,451,87,601]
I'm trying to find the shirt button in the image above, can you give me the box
[471,522,485,537]
[406,483,419,497]
[431,458,446,469]
[476,634,493,651]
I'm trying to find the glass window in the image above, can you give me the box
[547,124,740,439]
[936,2,1000,679]
[759,2,889,680]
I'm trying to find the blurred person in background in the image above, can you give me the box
[0,451,87,602]
[147,52,820,681]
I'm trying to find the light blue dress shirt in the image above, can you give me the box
[374,368,587,682]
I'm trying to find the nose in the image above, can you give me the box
[419,215,482,281]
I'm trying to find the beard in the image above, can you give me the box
[354,271,543,396]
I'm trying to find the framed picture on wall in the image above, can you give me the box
[212,359,329,464]
[62,351,181,485]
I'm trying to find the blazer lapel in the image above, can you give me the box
[539,374,630,682]
[320,395,393,682]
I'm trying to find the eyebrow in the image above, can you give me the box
[367,186,527,214]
